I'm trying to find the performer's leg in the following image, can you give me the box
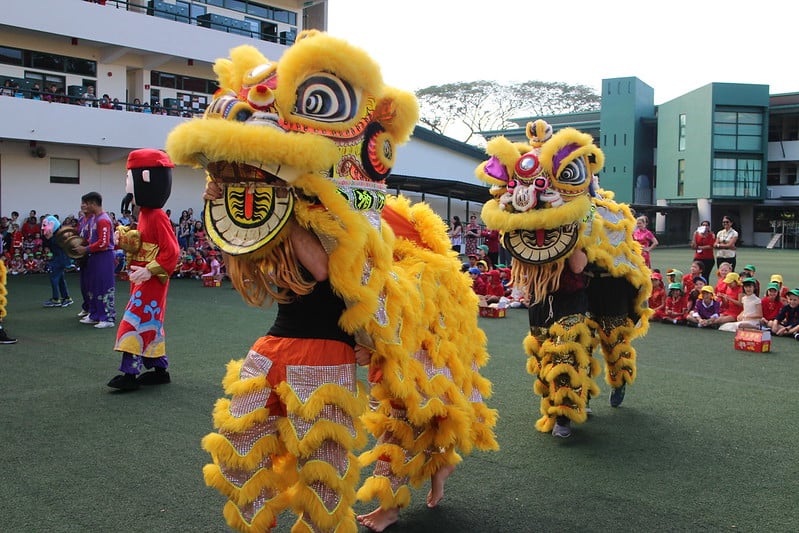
[526,317,599,436]
[138,355,170,385]
[594,316,637,407]
[203,353,296,533]
[279,341,364,533]
[107,352,141,390]
[357,405,414,532]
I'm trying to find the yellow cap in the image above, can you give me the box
[723,272,740,284]
[770,274,783,283]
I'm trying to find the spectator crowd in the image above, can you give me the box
[0,206,224,283]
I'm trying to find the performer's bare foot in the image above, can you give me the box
[426,464,456,508]
[356,507,399,532]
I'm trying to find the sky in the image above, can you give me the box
[327,0,796,105]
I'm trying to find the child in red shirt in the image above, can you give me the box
[717,272,743,325]
[761,282,782,322]
[663,283,689,324]
[649,272,666,321]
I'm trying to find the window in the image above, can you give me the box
[150,71,218,94]
[677,159,685,196]
[713,108,763,151]
[711,157,762,197]
[678,114,686,151]
[50,158,80,185]
[0,46,23,66]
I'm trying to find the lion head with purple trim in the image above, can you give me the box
[476,119,604,264]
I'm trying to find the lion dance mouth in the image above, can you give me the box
[203,161,296,255]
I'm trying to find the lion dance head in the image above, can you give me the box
[166,31,418,303]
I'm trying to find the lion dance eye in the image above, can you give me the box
[294,73,357,123]
[515,153,542,178]
[557,159,588,187]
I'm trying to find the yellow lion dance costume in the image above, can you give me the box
[166,31,497,532]
[476,120,652,437]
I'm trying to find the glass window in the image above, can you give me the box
[677,159,685,196]
[678,114,686,151]
[226,0,246,12]
[713,108,764,151]
[50,158,80,184]
[712,157,763,197]
[0,46,23,66]
[247,3,270,18]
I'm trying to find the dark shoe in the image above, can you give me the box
[61,298,74,307]
[43,298,62,307]
[0,329,17,344]
[610,384,626,407]
[107,373,140,391]
[137,370,171,385]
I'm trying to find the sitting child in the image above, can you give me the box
[715,262,733,296]
[761,282,782,323]
[682,261,703,296]
[202,250,222,281]
[663,282,688,325]
[716,272,743,325]
[718,278,762,332]
[686,286,721,328]
[468,267,485,296]
[766,289,799,339]
[482,269,506,305]
[649,272,666,321]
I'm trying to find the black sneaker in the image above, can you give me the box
[137,369,171,385]
[43,298,62,308]
[107,373,140,391]
[610,383,626,408]
[0,329,17,344]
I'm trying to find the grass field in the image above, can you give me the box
[1,246,798,532]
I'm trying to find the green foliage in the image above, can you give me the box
[416,80,600,144]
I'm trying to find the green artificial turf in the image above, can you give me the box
[1,247,798,532]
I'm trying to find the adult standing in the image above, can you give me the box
[73,192,116,329]
[108,149,180,391]
[691,220,716,281]
[481,227,501,267]
[633,215,658,268]
[448,215,463,254]
[463,214,481,257]
[714,216,738,271]
[41,216,73,307]
[76,205,94,319]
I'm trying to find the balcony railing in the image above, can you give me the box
[87,0,296,44]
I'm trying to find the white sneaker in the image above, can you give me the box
[94,321,115,329]
[80,316,98,324]
[77,310,89,318]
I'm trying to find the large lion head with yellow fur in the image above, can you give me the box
[166,30,418,258]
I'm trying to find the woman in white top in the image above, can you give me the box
[448,215,463,254]
[714,216,738,271]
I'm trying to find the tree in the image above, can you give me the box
[416,80,600,145]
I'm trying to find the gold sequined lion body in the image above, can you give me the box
[476,120,652,434]
[167,31,497,532]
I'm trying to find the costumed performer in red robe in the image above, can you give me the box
[107,149,180,391]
